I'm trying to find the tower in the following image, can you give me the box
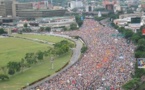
[98,11,102,17]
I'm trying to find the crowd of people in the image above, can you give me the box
[32,19,135,90]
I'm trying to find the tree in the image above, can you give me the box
[39,27,45,32]
[8,69,15,75]
[74,36,80,39]
[22,27,32,32]
[0,28,6,35]
[138,39,145,45]
[122,78,140,90]
[124,29,134,39]
[131,34,141,44]
[45,27,51,32]
[36,51,44,60]
[75,15,83,27]
[62,26,68,31]
[25,53,37,65]
[7,61,21,73]
[18,30,23,34]
[118,27,125,33]
[111,23,119,29]
[53,40,72,56]
[94,16,105,21]
[135,51,142,58]
[109,12,119,19]
[0,74,9,81]
[136,45,145,52]
[0,66,7,74]
[70,23,78,30]
[23,23,28,28]
[81,46,88,53]
[20,58,25,72]
[72,8,78,12]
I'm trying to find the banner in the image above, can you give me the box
[137,58,145,68]
[142,28,145,35]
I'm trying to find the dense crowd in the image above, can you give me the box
[32,19,135,90]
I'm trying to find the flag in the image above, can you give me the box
[142,28,145,35]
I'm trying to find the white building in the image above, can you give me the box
[114,4,121,13]
[98,11,102,17]
[68,0,83,10]
[114,16,144,33]
[36,16,76,28]
[85,5,94,12]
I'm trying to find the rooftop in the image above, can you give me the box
[16,9,66,12]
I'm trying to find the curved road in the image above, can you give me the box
[23,34,83,90]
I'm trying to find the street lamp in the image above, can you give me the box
[50,57,54,69]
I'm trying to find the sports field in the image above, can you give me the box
[0,52,71,90]
[0,34,73,90]
[0,37,49,67]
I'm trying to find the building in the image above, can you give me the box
[68,0,83,10]
[16,9,67,18]
[0,0,67,19]
[141,0,145,11]
[16,16,76,31]
[102,0,117,11]
[0,0,6,17]
[36,16,76,28]
[15,2,33,10]
[85,5,94,12]
[32,1,50,10]
[114,13,145,33]
[114,3,121,12]
[0,0,16,17]
[4,0,13,16]
[119,13,143,19]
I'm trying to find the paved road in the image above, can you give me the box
[23,34,83,90]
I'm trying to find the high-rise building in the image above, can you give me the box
[141,0,145,10]
[0,0,16,17]
[0,0,6,17]
[0,0,66,18]
[102,0,117,11]
[15,2,33,10]
[4,1,13,16]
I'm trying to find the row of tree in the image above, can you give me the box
[63,15,84,31]
[39,27,51,32]
[22,15,84,32]
[0,40,74,81]
[0,28,6,35]
[94,12,120,21]
[75,15,83,28]
[111,23,145,90]
[23,23,51,32]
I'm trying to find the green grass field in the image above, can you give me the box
[138,82,145,90]
[0,35,73,90]
[13,34,69,43]
[0,52,71,90]
[0,37,50,67]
